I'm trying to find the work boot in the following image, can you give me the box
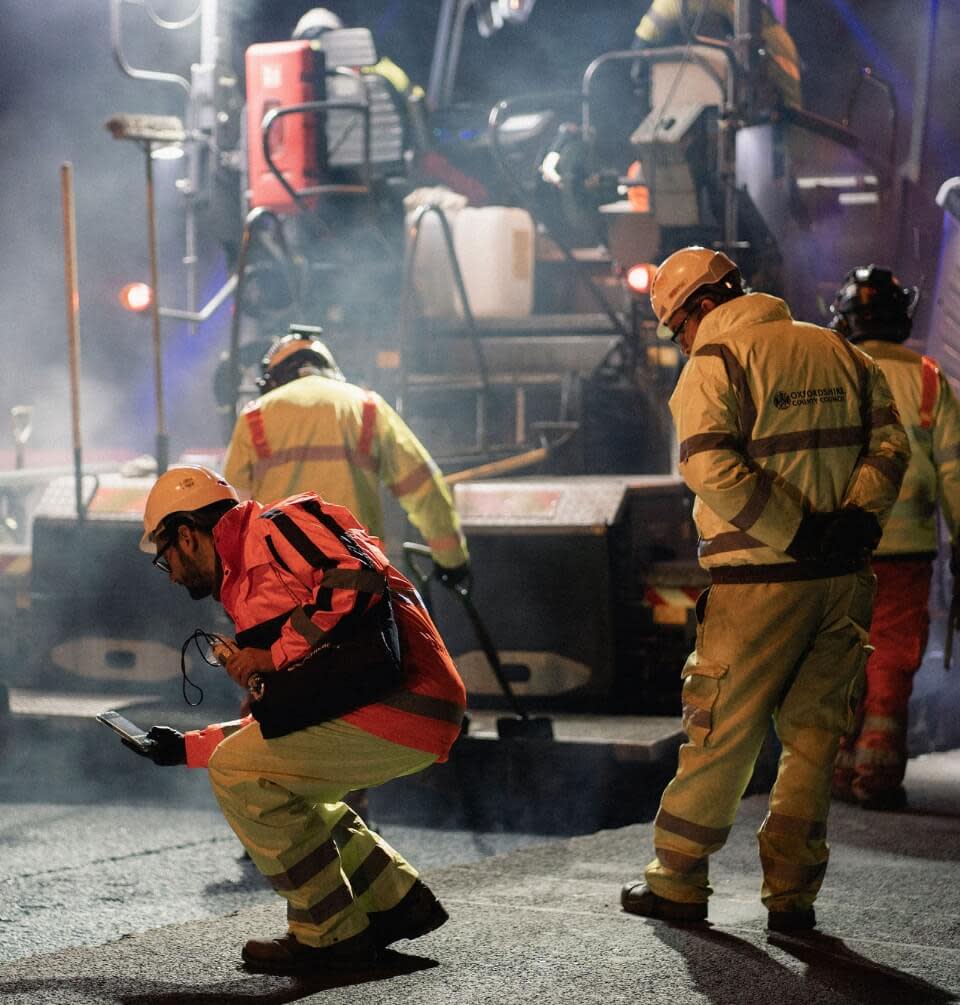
[241,928,377,976]
[367,879,449,948]
[858,786,907,812]
[620,881,707,923]
[767,907,817,933]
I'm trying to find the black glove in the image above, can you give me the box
[122,725,186,766]
[787,508,881,563]
[433,561,471,590]
[630,34,650,91]
[821,508,882,559]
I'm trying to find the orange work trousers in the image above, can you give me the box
[835,558,932,802]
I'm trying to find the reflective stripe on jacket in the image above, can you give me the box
[185,495,466,769]
[856,340,960,555]
[634,0,802,108]
[223,375,469,568]
[669,293,909,576]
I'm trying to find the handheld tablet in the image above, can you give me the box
[96,710,154,755]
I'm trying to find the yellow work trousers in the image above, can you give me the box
[645,571,874,912]
[208,718,435,947]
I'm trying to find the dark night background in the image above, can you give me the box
[0,1,956,458]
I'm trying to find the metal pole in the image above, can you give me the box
[144,143,169,474]
[59,163,85,520]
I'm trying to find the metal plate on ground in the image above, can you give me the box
[465,711,684,764]
[8,689,161,718]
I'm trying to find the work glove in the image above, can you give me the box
[821,507,882,560]
[787,507,881,563]
[433,561,472,591]
[629,34,650,94]
[122,726,186,766]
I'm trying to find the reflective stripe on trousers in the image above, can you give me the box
[208,717,435,946]
[645,571,874,911]
[836,558,931,800]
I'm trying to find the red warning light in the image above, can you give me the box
[119,282,153,313]
[626,264,655,296]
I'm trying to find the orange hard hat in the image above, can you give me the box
[649,246,739,327]
[140,465,238,553]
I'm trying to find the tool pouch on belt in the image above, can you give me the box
[250,591,405,740]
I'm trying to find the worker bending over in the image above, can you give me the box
[621,247,908,932]
[126,466,466,976]
[223,331,469,583]
[831,265,960,811]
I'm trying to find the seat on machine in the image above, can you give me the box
[245,27,408,214]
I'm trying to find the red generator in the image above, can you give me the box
[245,40,323,213]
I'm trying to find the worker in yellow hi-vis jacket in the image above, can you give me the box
[223,331,469,581]
[830,265,960,811]
[632,0,802,109]
[620,247,909,934]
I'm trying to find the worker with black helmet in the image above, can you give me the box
[126,465,465,975]
[620,247,909,933]
[830,265,960,811]
[222,330,469,584]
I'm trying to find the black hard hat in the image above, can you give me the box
[257,331,343,393]
[829,264,919,343]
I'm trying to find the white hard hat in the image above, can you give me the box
[292,7,344,38]
[140,465,238,553]
[649,246,739,327]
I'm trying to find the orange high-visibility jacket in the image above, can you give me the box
[183,495,466,768]
[669,293,910,581]
[855,340,960,556]
[223,375,469,569]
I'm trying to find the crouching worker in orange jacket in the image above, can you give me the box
[126,465,466,976]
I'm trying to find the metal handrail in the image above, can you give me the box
[487,94,632,345]
[109,0,190,98]
[843,67,898,191]
[261,98,373,216]
[399,203,490,451]
[159,274,237,323]
[224,208,295,432]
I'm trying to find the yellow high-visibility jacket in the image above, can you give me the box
[855,340,960,556]
[223,374,469,569]
[669,293,910,580]
[634,0,802,108]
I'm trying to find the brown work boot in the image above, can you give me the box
[767,907,817,933]
[620,881,707,923]
[241,928,377,975]
[367,879,449,948]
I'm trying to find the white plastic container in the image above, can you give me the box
[408,206,535,320]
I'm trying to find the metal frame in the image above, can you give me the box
[399,203,490,450]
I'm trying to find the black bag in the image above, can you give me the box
[251,591,405,739]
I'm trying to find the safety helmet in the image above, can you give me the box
[829,264,919,343]
[258,332,344,393]
[140,466,238,553]
[292,7,344,39]
[649,246,740,327]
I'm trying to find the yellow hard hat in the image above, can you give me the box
[140,465,238,553]
[649,246,739,327]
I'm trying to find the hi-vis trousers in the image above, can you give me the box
[835,559,932,801]
[645,571,874,912]
[208,718,435,947]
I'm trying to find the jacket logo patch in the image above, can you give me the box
[772,387,847,409]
